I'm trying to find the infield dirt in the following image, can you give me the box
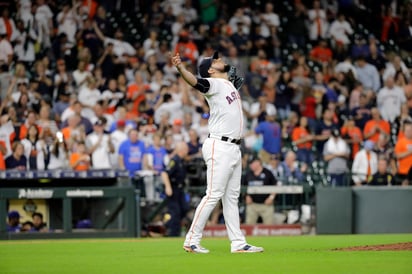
[333,242,412,251]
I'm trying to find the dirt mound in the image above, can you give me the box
[333,242,412,251]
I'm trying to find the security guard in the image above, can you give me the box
[161,141,190,236]
[367,158,393,186]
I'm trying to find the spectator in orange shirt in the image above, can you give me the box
[309,39,333,64]
[61,114,86,150]
[174,30,199,65]
[394,121,412,185]
[124,99,139,121]
[341,115,363,160]
[81,0,98,19]
[292,116,314,165]
[127,70,149,117]
[69,141,91,171]
[250,49,272,73]
[19,111,42,141]
[363,107,390,143]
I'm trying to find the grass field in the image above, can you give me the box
[1,234,411,274]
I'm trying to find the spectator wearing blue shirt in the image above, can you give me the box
[186,129,202,160]
[255,112,281,165]
[324,78,339,104]
[351,34,369,60]
[143,132,169,202]
[355,55,381,93]
[277,150,305,184]
[144,132,168,174]
[6,211,21,232]
[118,128,146,176]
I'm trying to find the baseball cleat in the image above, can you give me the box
[183,245,210,254]
[231,244,264,253]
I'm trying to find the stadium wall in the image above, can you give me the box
[316,186,412,234]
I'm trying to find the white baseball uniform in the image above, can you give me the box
[183,78,248,251]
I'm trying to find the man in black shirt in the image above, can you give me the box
[368,158,393,186]
[5,141,27,170]
[244,156,277,224]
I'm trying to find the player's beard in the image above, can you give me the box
[211,64,231,73]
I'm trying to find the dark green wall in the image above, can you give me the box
[316,187,352,234]
[316,186,412,234]
[353,187,412,234]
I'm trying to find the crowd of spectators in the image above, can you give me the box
[0,0,411,191]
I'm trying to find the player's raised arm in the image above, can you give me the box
[171,53,198,87]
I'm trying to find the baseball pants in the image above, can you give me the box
[184,138,247,250]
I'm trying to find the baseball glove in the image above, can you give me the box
[228,65,244,90]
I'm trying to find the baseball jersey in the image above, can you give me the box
[118,139,146,176]
[196,78,244,139]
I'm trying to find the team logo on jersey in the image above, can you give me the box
[226,91,240,105]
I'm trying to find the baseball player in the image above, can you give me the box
[171,51,264,253]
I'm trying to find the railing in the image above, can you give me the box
[0,169,130,180]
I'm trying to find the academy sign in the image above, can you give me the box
[18,189,54,199]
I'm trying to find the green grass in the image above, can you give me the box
[0,234,411,274]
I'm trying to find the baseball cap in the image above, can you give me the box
[332,128,340,137]
[266,106,276,117]
[94,117,107,126]
[173,118,182,126]
[364,140,375,151]
[179,30,189,37]
[248,155,261,164]
[60,89,71,96]
[117,120,126,127]
[270,154,280,161]
[8,210,21,219]
[198,51,219,78]
[42,94,52,104]
[17,79,29,86]
[76,219,92,229]
[57,59,65,65]
[129,57,138,65]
